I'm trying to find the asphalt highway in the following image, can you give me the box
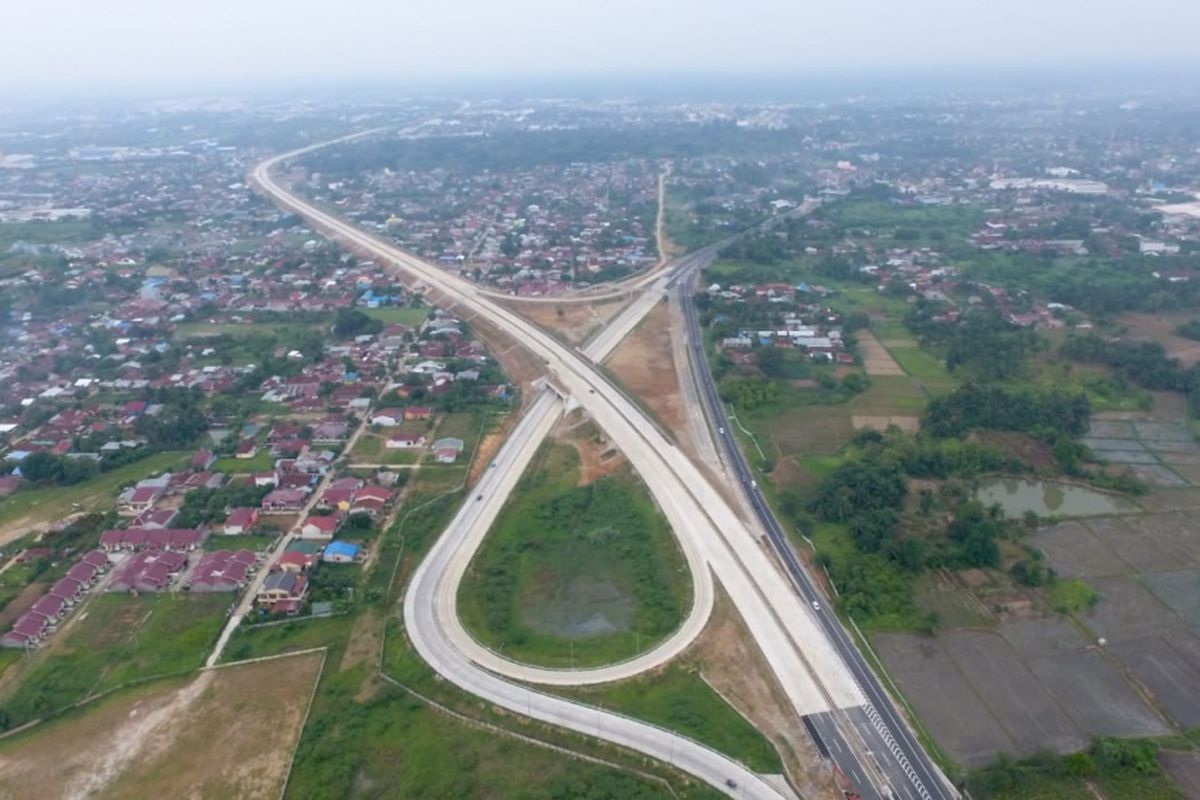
[677,269,958,800]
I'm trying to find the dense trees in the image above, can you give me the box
[333,308,383,339]
[717,376,780,411]
[907,304,1038,381]
[1062,334,1191,391]
[923,384,1090,438]
[810,459,907,523]
[17,451,98,486]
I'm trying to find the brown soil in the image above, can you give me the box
[1121,312,1200,367]
[858,331,905,377]
[500,297,629,346]
[605,303,688,435]
[691,587,841,800]
[469,423,510,485]
[560,417,625,486]
[972,431,1056,470]
[0,652,323,800]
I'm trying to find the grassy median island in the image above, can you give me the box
[562,663,783,774]
[458,442,692,668]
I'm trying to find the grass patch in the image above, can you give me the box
[350,433,384,460]
[0,593,230,728]
[213,451,275,474]
[458,443,691,668]
[1045,578,1100,614]
[0,451,188,533]
[966,739,1185,800]
[563,664,782,773]
[846,375,928,416]
[173,321,325,339]
[204,533,277,552]
[363,306,429,326]
[889,345,954,387]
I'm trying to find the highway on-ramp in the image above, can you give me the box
[252,133,956,800]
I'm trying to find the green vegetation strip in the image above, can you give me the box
[562,664,783,774]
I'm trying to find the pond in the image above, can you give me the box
[975,477,1137,518]
[520,575,634,638]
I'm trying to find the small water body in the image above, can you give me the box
[975,478,1135,517]
[522,576,634,638]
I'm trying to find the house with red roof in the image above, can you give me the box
[385,432,425,449]
[1,612,50,648]
[299,514,342,540]
[118,485,163,516]
[261,488,307,514]
[188,550,256,592]
[223,507,259,535]
[350,485,393,516]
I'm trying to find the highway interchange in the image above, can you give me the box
[252,133,959,800]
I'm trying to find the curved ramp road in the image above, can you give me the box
[252,136,953,800]
[405,390,782,797]
[431,390,716,686]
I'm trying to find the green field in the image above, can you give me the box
[0,451,188,537]
[363,306,429,326]
[204,533,277,552]
[1044,578,1099,614]
[458,443,692,668]
[564,664,782,773]
[0,592,230,727]
[173,321,326,339]
[213,451,275,474]
[847,375,929,416]
[888,345,955,388]
[966,739,1186,800]
[0,219,100,255]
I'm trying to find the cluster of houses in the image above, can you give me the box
[314,158,659,296]
[709,283,854,363]
[1,550,109,648]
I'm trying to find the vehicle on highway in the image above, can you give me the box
[476,494,483,501]
[718,426,725,434]
[750,479,757,488]
[812,599,821,611]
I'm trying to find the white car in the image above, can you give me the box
[811,599,821,611]
[718,426,725,435]
[750,479,757,488]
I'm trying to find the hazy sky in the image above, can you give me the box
[2,0,1198,93]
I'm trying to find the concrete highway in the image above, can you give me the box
[406,389,784,797]
[676,268,959,800]
[252,135,952,800]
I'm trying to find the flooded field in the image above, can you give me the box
[976,478,1137,517]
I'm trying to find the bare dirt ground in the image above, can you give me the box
[691,587,840,800]
[0,651,323,800]
[857,331,905,377]
[606,303,689,436]
[557,416,626,487]
[1122,312,1200,367]
[500,297,629,346]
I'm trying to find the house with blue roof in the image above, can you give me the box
[322,540,362,564]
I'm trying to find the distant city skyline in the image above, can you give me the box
[2,0,1199,94]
